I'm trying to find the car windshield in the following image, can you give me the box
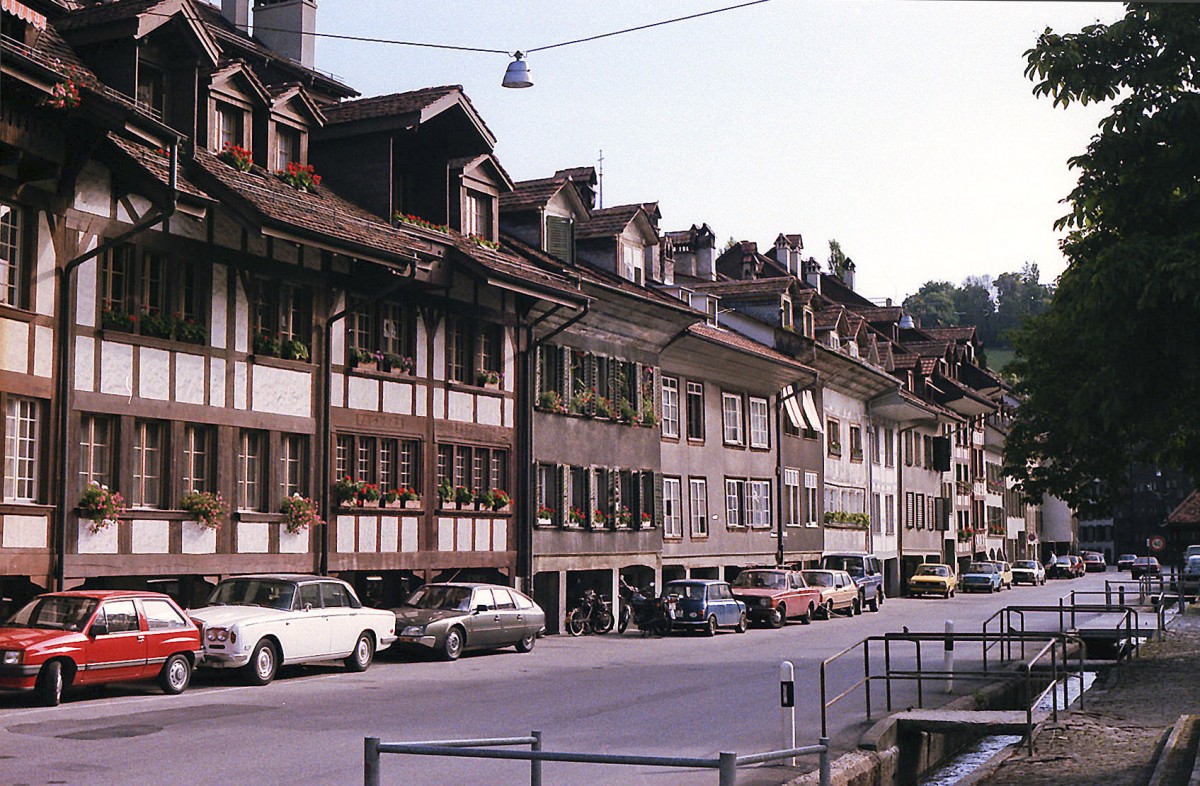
[1120,555,1136,561]
[915,565,948,577]
[821,557,863,576]
[732,572,786,590]
[207,579,296,611]
[405,585,473,611]
[1014,561,1038,569]
[664,583,707,600]
[801,571,835,587]
[4,596,97,631]
[967,563,995,574]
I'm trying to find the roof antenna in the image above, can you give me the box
[597,148,604,209]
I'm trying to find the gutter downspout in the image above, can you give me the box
[53,140,180,590]
[318,269,414,576]
[776,389,785,567]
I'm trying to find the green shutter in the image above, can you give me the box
[546,215,574,264]
[653,472,664,529]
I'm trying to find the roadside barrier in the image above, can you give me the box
[363,732,831,786]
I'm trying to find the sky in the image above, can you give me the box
[304,1,1122,306]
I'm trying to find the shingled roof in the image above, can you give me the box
[576,204,643,239]
[924,326,978,342]
[1168,491,1200,525]
[500,177,568,212]
[321,85,461,124]
[689,277,793,298]
[108,134,210,202]
[688,323,814,373]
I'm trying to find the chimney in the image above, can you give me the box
[695,228,716,281]
[804,257,822,293]
[842,258,856,291]
[253,0,317,68]
[222,0,249,32]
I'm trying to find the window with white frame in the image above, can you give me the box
[182,425,213,493]
[0,201,25,308]
[884,428,895,468]
[237,430,265,511]
[464,189,494,240]
[725,478,746,528]
[803,471,818,526]
[748,480,771,528]
[215,101,245,152]
[689,478,708,537]
[784,469,800,527]
[619,243,640,283]
[661,376,680,438]
[722,393,744,445]
[4,396,40,502]
[275,124,301,172]
[685,381,704,441]
[131,420,163,508]
[79,414,113,493]
[748,396,769,448]
[663,477,682,538]
[280,434,307,498]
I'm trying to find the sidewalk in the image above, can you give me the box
[974,608,1200,786]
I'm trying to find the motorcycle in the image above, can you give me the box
[565,588,614,636]
[618,577,673,637]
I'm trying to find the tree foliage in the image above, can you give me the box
[827,239,852,279]
[902,267,1051,350]
[903,281,957,327]
[1005,4,1200,513]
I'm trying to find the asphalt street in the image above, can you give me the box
[0,571,1132,786]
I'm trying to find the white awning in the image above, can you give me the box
[783,392,803,431]
[801,389,824,433]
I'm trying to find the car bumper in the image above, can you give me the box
[961,580,995,591]
[0,672,37,691]
[394,634,439,650]
[1012,572,1038,582]
[198,647,252,669]
[908,582,948,594]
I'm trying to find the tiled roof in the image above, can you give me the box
[108,134,210,201]
[499,177,566,212]
[577,204,642,239]
[901,340,952,358]
[853,306,904,324]
[688,323,813,372]
[450,234,582,300]
[2,11,94,78]
[891,353,919,370]
[54,0,157,30]
[1168,491,1200,525]
[814,307,844,330]
[689,277,792,298]
[919,357,938,376]
[924,326,978,342]
[322,85,486,130]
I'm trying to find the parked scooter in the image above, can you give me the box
[565,588,614,636]
[618,577,673,636]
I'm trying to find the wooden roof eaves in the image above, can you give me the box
[137,0,220,67]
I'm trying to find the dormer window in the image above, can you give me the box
[848,341,859,358]
[620,243,642,284]
[781,297,794,330]
[137,62,165,119]
[828,333,840,349]
[464,189,495,240]
[802,308,814,338]
[275,125,301,172]
[215,101,246,152]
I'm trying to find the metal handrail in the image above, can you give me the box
[982,601,1144,665]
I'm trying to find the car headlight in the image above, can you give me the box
[1,650,21,665]
[401,626,425,637]
[206,627,229,642]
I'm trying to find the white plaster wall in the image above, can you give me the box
[401,518,417,551]
[331,372,344,407]
[234,361,247,409]
[237,521,269,553]
[503,398,513,427]
[0,318,28,373]
[75,257,97,326]
[279,528,308,553]
[139,347,171,401]
[415,385,427,417]
[117,193,152,224]
[73,163,111,216]
[131,519,169,553]
[456,519,471,551]
[33,325,52,378]
[431,318,446,380]
[492,520,507,552]
[379,516,398,552]
[382,381,412,415]
[209,357,226,408]
[359,520,377,552]
[477,396,501,426]
[234,278,248,354]
[347,376,379,411]
[35,214,55,317]
[99,341,134,397]
[77,520,117,554]
[823,387,869,492]
[474,521,489,551]
[437,518,453,551]
[74,337,95,393]
[415,320,428,376]
[251,364,312,417]
[447,390,473,422]
[336,515,355,552]
[210,265,227,350]
[433,388,445,419]
[1,514,48,548]
[182,521,216,553]
[503,331,514,393]
[175,353,205,405]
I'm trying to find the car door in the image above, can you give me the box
[489,588,524,645]
[468,588,505,647]
[138,597,196,675]
[834,574,853,609]
[81,599,147,684]
[319,581,360,656]
[283,582,329,660]
[714,583,738,625]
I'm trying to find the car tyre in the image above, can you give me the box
[515,632,536,653]
[869,591,882,612]
[159,653,192,695]
[820,600,834,620]
[651,617,671,637]
[36,660,64,707]
[441,626,465,661]
[949,588,956,598]
[769,605,785,629]
[244,639,278,686]
[852,597,862,616]
[800,606,812,625]
[345,632,374,672]
[704,615,718,637]
[735,612,748,634]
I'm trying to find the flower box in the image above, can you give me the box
[536,516,553,527]
[403,498,422,510]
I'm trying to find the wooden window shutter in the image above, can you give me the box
[653,472,665,529]
[546,215,574,264]
[534,344,543,395]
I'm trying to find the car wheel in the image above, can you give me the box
[800,606,812,625]
[36,660,65,707]
[651,617,672,637]
[852,597,862,616]
[515,632,536,653]
[441,627,465,661]
[949,589,956,598]
[158,653,192,695]
[769,605,785,629]
[704,615,718,637]
[243,639,278,686]
[566,609,587,637]
[869,591,882,612]
[988,584,995,594]
[735,612,748,634]
[821,600,834,620]
[345,632,374,672]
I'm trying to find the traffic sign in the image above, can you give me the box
[1149,535,1166,552]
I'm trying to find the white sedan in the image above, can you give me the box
[189,574,396,685]
[1011,559,1046,586]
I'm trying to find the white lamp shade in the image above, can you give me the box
[502,55,532,88]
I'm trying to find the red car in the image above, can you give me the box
[730,569,823,627]
[0,590,202,706]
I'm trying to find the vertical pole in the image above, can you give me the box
[864,640,872,720]
[364,737,380,786]
[819,662,828,738]
[1070,590,1076,629]
[1119,585,1126,607]
[1105,580,1112,607]
[944,619,955,694]
[1050,645,1059,722]
[1058,597,1065,633]
[915,639,924,708]
[780,661,796,766]
[1024,664,1034,756]
[530,730,542,786]
[819,736,832,786]
[718,751,738,786]
[884,638,893,712]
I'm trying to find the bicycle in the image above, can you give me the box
[565,589,614,636]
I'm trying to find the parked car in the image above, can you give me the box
[0,590,201,706]
[661,580,747,635]
[1181,556,1200,593]
[1130,557,1162,580]
[1117,554,1137,571]
[730,569,822,627]
[1185,545,1200,562]
[189,574,396,685]
[819,553,885,612]
[1011,560,1046,586]
[393,583,545,660]
[1047,555,1084,579]
[1082,552,1107,573]
[961,562,1004,593]
[907,563,957,598]
[985,561,1014,590]
[799,570,860,618]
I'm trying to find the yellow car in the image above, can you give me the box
[908,563,957,598]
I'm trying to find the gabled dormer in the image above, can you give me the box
[263,83,324,172]
[206,61,270,157]
[576,204,659,285]
[499,171,592,264]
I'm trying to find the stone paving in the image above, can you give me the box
[976,609,1200,786]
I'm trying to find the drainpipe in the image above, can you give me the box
[775,391,785,567]
[318,269,414,576]
[53,141,180,590]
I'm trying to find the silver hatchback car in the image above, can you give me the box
[392,583,545,661]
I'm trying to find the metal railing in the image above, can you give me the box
[819,630,1081,752]
[982,601,1139,665]
[364,732,831,786]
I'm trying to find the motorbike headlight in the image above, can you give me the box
[402,626,425,637]
[1,650,21,666]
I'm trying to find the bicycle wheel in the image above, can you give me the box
[617,605,631,634]
[566,608,588,636]
[593,608,614,634]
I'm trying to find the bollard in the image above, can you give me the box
[944,620,955,694]
[780,661,796,765]
[1119,585,1125,607]
[364,736,380,786]
[819,736,832,786]
[530,730,542,786]
[718,751,738,786]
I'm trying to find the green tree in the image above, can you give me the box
[827,239,852,279]
[954,276,996,345]
[1005,4,1200,513]
[994,263,1053,345]
[903,281,958,327]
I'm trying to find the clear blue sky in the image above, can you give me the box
[305,1,1120,305]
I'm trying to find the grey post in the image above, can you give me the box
[718,751,738,786]
[819,736,831,786]
[780,661,796,765]
[531,730,542,786]
[364,737,380,786]
[944,619,955,694]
